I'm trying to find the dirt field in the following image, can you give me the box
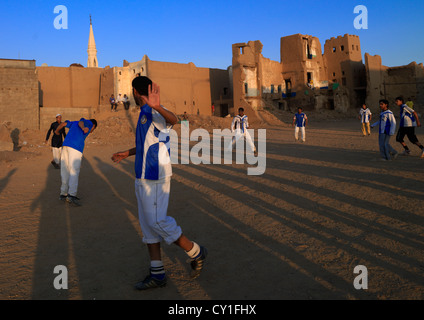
[1,108,424,300]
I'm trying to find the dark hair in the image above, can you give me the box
[238,107,244,111]
[132,76,152,96]
[90,119,98,128]
[379,99,389,106]
[395,96,404,103]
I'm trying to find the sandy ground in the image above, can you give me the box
[1,108,424,300]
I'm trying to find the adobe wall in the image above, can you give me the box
[0,59,39,130]
[365,53,385,112]
[146,59,212,116]
[37,66,102,109]
[281,34,326,92]
[232,41,264,112]
[40,107,94,132]
[383,62,423,112]
[323,34,366,108]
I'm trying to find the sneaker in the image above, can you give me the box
[190,246,207,279]
[402,150,411,156]
[66,195,81,206]
[134,274,167,290]
[59,194,67,201]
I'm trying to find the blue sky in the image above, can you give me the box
[0,0,423,69]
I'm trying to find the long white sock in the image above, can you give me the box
[150,260,165,279]
[186,242,201,259]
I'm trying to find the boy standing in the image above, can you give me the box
[228,107,256,154]
[55,118,97,206]
[394,96,424,157]
[45,114,66,169]
[371,99,397,160]
[359,104,372,136]
[111,76,207,290]
[292,107,308,142]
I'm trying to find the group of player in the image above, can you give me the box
[45,76,207,291]
[44,75,422,292]
[359,97,424,160]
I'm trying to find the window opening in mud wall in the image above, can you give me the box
[307,72,313,84]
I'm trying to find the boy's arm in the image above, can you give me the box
[55,121,67,135]
[78,120,90,134]
[413,111,421,127]
[142,83,177,125]
[230,117,236,132]
[45,124,53,142]
[111,147,136,164]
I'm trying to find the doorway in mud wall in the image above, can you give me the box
[219,104,229,117]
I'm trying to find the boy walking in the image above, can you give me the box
[371,99,397,160]
[55,118,97,206]
[394,96,424,157]
[292,107,308,142]
[359,104,372,136]
[111,76,207,290]
[45,114,66,169]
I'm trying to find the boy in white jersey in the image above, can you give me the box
[371,99,398,160]
[111,76,207,290]
[359,104,372,136]
[228,107,257,154]
[394,96,424,157]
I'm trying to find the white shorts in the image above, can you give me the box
[135,176,182,245]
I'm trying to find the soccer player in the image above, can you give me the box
[45,114,66,169]
[394,96,424,157]
[111,76,207,290]
[292,107,308,142]
[55,117,97,206]
[228,107,256,154]
[370,99,397,160]
[359,104,372,136]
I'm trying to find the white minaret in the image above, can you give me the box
[87,15,98,68]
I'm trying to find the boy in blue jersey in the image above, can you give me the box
[292,107,308,142]
[394,96,424,157]
[112,76,207,290]
[370,99,397,160]
[55,118,97,206]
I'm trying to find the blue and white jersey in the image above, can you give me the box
[399,104,416,127]
[294,112,307,127]
[135,104,172,180]
[359,108,372,123]
[377,110,396,135]
[231,115,249,133]
[62,118,93,153]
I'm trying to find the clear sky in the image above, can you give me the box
[1,0,423,70]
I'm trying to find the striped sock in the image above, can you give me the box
[150,260,165,280]
[186,242,201,260]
